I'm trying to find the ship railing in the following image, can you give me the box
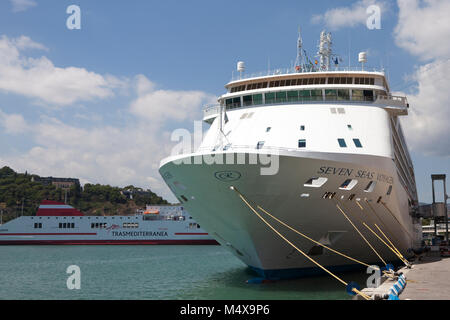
[231,66,385,82]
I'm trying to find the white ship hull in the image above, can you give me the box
[0,214,217,245]
[160,151,422,278]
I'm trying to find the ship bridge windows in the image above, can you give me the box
[243,94,263,106]
[34,223,42,229]
[355,77,375,85]
[337,89,350,100]
[353,139,363,148]
[325,89,337,101]
[275,91,287,103]
[59,223,75,229]
[225,97,241,109]
[328,77,352,84]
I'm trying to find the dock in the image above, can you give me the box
[400,255,450,300]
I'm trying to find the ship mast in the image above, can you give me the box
[294,27,306,72]
[317,30,332,71]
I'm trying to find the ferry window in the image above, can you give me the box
[337,89,350,101]
[328,77,335,84]
[287,79,293,86]
[352,90,364,101]
[287,90,299,102]
[269,81,275,87]
[266,127,271,132]
[256,141,265,149]
[347,124,353,130]
[325,89,337,101]
[274,81,280,87]
[265,92,275,104]
[308,78,314,85]
[302,78,309,85]
[299,90,311,101]
[253,94,263,105]
[246,84,252,90]
[243,95,252,106]
[280,80,286,86]
[314,78,320,85]
[346,78,353,84]
[338,139,347,148]
[91,223,94,228]
[353,139,363,148]
[298,139,306,148]
[311,89,323,101]
[71,223,75,228]
[320,78,326,84]
[300,125,305,131]
[364,78,371,85]
[275,91,287,103]
[262,82,268,88]
[363,90,374,101]
[225,98,232,108]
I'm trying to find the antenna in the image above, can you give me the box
[294,27,306,72]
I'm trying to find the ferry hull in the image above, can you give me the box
[160,151,420,278]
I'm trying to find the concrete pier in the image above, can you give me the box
[400,256,450,300]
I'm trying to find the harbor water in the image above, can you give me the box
[0,245,369,300]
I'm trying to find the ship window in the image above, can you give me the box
[266,127,271,132]
[300,125,305,131]
[338,139,347,148]
[269,81,275,87]
[287,90,299,102]
[363,90,374,102]
[325,89,337,101]
[352,90,364,101]
[314,78,321,84]
[280,80,286,86]
[339,179,358,190]
[364,181,377,193]
[328,77,335,84]
[232,97,241,108]
[337,89,350,101]
[285,79,291,86]
[180,195,188,202]
[330,108,337,114]
[308,78,314,85]
[320,78,326,84]
[299,90,311,101]
[256,141,265,149]
[347,124,353,130]
[265,92,275,104]
[298,139,306,148]
[243,95,252,106]
[304,177,328,188]
[387,185,393,196]
[353,139,363,148]
[311,89,323,101]
[274,81,280,87]
[275,91,287,103]
[253,94,263,105]
[301,78,308,85]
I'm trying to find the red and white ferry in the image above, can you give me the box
[0,200,218,245]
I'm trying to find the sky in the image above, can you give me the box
[0,0,449,204]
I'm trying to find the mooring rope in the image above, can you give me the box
[230,186,371,300]
[335,202,387,266]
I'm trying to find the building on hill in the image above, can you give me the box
[32,176,80,190]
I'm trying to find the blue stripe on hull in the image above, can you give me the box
[249,260,404,280]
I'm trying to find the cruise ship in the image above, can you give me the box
[0,200,217,245]
[159,30,423,279]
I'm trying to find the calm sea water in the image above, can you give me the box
[0,245,369,300]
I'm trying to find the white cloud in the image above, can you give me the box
[130,75,217,126]
[311,0,387,30]
[394,0,450,61]
[393,0,450,157]
[399,60,450,157]
[10,0,36,12]
[0,109,29,134]
[0,35,125,106]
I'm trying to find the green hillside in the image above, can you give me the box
[0,166,168,223]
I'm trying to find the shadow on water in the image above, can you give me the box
[179,265,370,300]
